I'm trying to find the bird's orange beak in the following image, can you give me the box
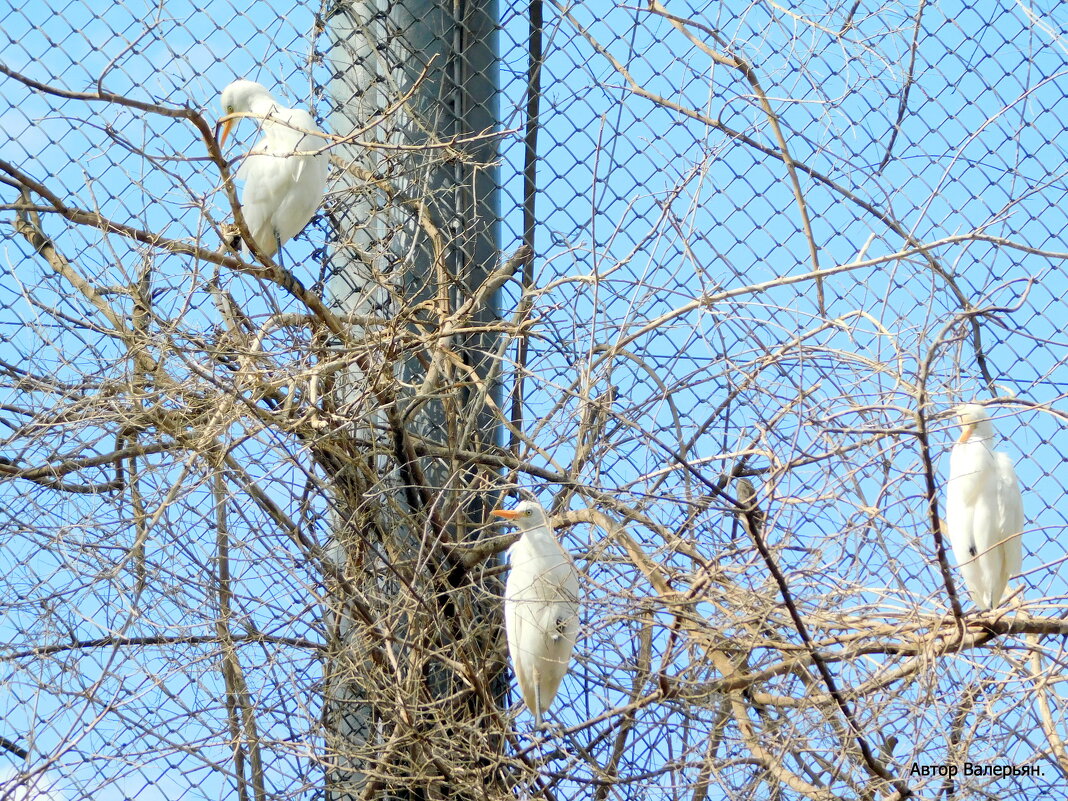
[492,509,520,519]
[958,423,974,443]
[218,115,236,148]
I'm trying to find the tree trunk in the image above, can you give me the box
[323,1,504,797]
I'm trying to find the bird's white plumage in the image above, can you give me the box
[494,500,579,727]
[945,404,1024,610]
[219,79,328,257]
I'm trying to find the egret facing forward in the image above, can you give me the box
[219,80,328,258]
[493,500,579,728]
[945,404,1024,610]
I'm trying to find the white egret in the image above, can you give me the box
[945,403,1024,610]
[218,79,329,259]
[493,500,580,728]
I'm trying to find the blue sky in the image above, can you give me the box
[3,0,1068,797]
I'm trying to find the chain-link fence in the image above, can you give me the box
[2,0,1068,799]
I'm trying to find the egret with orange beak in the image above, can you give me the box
[945,403,1024,609]
[493,499,579,728]
[218,79,328,260]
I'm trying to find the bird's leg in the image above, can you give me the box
[274,231,284,269]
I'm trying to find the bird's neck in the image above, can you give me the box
[248,96,280,120]
[519,526,559,552]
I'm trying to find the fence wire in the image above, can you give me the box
[2,0,1068,799]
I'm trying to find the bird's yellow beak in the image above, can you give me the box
[218,115,236,148]
[492,509,520,519]
[958,423,974,443]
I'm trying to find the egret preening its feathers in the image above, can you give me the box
[945,403,1024,610]
[493,500,580,728]
[218,80,329,259]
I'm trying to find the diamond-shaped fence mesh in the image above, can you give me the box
[2,0,1068,799]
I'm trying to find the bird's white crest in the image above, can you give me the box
[493,499,580,728]
[218,79,329,258]
[945,403,1024,610]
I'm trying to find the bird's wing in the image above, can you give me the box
[267,108,322,179]
[262,110,328,243]
[945,444,977,562]
[514,555,579,644]
[539,556,580,656]
[503,587,536,714]
[537,565,579,641]
[235,150,297,254]
[527,576,578,716]
[946,441,998,609]
[292,110,323,181]
[504,542,579,720]
[543,600,579,646]
[994,451,1024,579]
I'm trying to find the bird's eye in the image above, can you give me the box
[525,509,533,517]
[227,105,234,113]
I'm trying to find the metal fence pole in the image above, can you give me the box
[324,0,501,797]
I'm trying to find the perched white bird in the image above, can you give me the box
[493,500,580,728]
[218,79,329,259]
[945,403,1024,610]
